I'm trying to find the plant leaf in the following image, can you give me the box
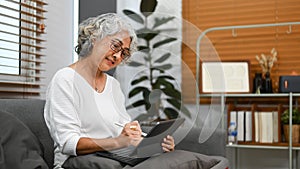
[166,98,181,110]
[131,76,149,85]
[128,87,149,98]
[157,75,175,81]
[154,53,171,63]
[123,9,144,24]
[153,38,177,48]
[142,89,151,110]
[153,17,176,29]
[162,87,181,100]
[140,0,157,18]
[128,61,144,67]
[282,108,300,124]
[136,28,159,41]
[180,105,192,118]
[144,56,150,62]
[152,64,173,71]
[163,107,179,119]
[166,99,191,118]
[137,46,150,53]
[153,78,174,90]
[126,100,147,109]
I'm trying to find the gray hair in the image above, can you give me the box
[75,13,137,58]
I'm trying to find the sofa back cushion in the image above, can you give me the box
[0,110,49,169]
[0,99,53,169]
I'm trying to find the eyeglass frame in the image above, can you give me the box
[110,39,131,61]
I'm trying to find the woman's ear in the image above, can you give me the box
[91,38,96,46]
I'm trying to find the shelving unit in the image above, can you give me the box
[196,22,300,169]
[198,93,299,169]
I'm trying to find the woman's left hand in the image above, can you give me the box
[161,135,175,152]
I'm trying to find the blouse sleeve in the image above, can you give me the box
[44,70,81,156]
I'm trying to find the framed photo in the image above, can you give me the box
[201,61,250,93]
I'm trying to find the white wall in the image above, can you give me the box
[41,0,75,98]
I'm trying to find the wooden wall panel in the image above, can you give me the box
[182,0,300,103]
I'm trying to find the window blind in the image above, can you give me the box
[0,0,47,98]
[182,0,300,103]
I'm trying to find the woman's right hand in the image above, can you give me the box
[77,121,143,154]
[117,121,143,147]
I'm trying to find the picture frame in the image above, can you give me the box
[201,61,250,93]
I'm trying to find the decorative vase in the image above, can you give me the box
[264,71,273,93]
[253,73,263,93]
[283,124,300,143]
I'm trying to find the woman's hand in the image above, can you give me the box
[118,121,143,147]
[122,121,143,137]
[161,135,175,152]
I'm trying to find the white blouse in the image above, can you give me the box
[44,67,131,169]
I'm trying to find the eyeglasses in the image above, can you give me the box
[110,39,131,61]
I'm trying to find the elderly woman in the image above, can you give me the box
[44,13,176,169]
[44,13,217,169]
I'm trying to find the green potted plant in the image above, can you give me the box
[122,0,191,122]
[281,108,300,143]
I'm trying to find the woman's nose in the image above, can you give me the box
[113,51,122,60]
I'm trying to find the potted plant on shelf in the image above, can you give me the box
[281,108,300,143]
[122,0,191,123]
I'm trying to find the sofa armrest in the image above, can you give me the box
[0,99,54,169]
[175,127,226,157]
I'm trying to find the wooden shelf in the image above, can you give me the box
[199,93,295,104]
[237,142,300,147]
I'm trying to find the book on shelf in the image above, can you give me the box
[259,112,273,143]
[254,111,259,142]
[229,110,237,125]
[254,110,280,144]
[226,102,284,146]
[245,111,252,142]
[272,111,279,143]
[237,111,245,142]
[228,106,280,144]
[229,110,251,142]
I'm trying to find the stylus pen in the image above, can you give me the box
[114,122,147,137]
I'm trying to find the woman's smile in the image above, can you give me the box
[105,56,115,66]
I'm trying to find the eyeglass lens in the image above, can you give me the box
[110,39,131,60]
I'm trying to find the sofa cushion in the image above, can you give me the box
[0,99,54,168]
[62,150,220,169]
[62,153,125,169]
[129,150,220,169]
[0,110,48,169]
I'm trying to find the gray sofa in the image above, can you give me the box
[0,99,229,169]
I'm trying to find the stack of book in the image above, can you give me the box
[255,111,279,143]
[229,110,279,143]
